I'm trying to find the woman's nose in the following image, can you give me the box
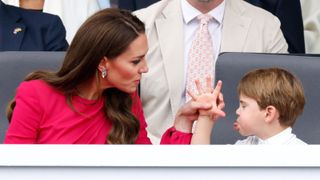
[139,61,148,73]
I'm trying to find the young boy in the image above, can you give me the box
[190,68,307,145]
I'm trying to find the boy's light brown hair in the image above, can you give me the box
[237,67,305,127]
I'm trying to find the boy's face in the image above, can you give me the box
[234,94,266,137]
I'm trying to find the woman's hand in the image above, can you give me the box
[174,100,213,133]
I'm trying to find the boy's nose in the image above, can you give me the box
[235,107,240,115]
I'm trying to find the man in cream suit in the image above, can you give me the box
[300,0,320,53]
[134,0,288,144]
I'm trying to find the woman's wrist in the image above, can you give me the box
[174,116,193,133]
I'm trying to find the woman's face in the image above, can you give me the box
[103,34,149,93]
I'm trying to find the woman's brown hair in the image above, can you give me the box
[7,8,145,144]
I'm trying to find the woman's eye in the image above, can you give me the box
[132,59,141,65]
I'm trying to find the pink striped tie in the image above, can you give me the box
[186,14,215,101]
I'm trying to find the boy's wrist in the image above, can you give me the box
[198,115,215,124]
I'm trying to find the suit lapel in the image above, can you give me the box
[0,3,26,51]
[155,0,184,114]
[220,0,252,52]
[7,22,26,50]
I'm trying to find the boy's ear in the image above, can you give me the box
[264,105,279,124]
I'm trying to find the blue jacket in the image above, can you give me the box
[246,0,305,53]
[118,0,158,11]
[0,1,68,51]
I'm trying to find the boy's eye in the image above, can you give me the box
[132,59,141,65]
[239,104,246,109]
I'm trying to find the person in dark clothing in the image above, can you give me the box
[0,1,68,51]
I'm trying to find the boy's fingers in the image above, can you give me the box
[205,76,213,93]
[213,80,222,96]
[195,79,203,95]
[217,93,225,109]
[218,93,224,102]
[187,90,197,101]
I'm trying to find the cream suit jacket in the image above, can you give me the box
[134,0,288,144]
[300,0,320,53]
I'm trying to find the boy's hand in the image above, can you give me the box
[187,77,226,120]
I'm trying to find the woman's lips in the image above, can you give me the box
[134,79,140,85]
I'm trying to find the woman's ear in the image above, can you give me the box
[264,105,279,124]
[98,56,108,71]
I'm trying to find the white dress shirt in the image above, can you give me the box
[98,0,110,9]
[235,127,307,145]
[180,0,225,104]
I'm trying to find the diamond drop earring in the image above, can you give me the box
[101,68,107,78]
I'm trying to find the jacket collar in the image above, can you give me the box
[154,0,185,115]
[220,0,251,52]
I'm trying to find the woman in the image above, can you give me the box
[4,8,222,144]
